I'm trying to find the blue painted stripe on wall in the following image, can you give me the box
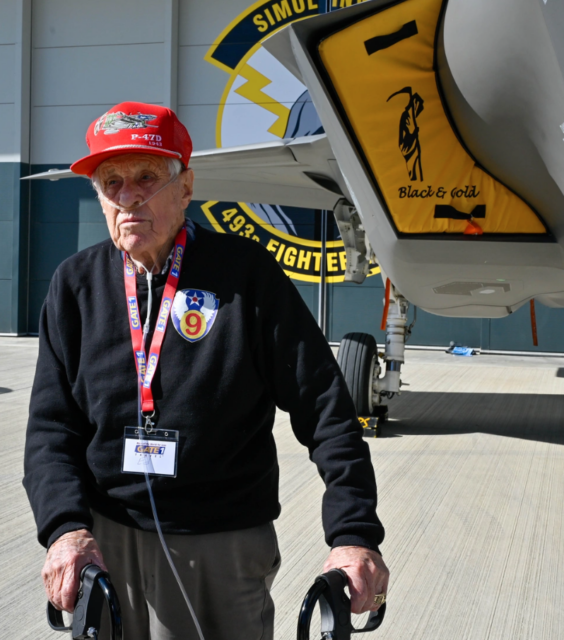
[0,161,30,334]
[28,164,109,333]
[0,166,560,350]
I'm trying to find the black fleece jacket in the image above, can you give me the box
[23,224,384,551]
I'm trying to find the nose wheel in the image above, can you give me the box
[336,332,377,416]
[336,333,387,436]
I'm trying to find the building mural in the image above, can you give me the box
[1,0,560,350]
[201,0,379,282]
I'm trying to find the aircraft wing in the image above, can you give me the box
[190,134,348,210]
[22,134,350,211]
[23,168,78,180]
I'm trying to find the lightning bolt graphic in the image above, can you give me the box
[234,63,291,138]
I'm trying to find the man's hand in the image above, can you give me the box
[323,546,389,615]
[42,529,107,612]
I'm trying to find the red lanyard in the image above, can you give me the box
[124,227,187,414]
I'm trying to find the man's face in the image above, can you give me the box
[95,154,194,260]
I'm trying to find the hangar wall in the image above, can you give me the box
[0,0,30,335]
[1,0,563,352]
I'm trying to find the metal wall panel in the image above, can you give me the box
[177,0,251,150]
[0,0,17,161]
[178,47,223,108]
[30,0,167,165]
[177,105,217,152]
[32,45,164,107]
[0,1,30,333]
[0,165,15,221]
[0,45,16,104]
[0,280,12,330]
[6,0,563,351]
[27,0,168,331]
[0,162,17,331]
[0,222,13,280]
[329,277,484,349]
[0,105,16,158]
[489,304,564,352]
[329,278,383,343]
[0,162,25,333]
[409,312,483,350]
[0,2,18,45]
[31,0,165,49]
[179,0,251,46]
[27,168,107,333]
[30,105,116,165]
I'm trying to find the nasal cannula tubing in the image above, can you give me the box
[137,269,206,640]
[98,173,179,213]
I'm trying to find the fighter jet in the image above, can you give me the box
[27,0,564,420]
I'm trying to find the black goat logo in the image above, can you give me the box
[387,87,424,181]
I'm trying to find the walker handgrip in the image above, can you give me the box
[351,604,386,634]
[46,564,123,640]
[47,602,71,632]
[297,569,386,640]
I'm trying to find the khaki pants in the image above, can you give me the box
[93,512,281,640]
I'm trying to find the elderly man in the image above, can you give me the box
[24,102,388,640]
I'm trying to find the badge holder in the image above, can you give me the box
[122,426,179,477]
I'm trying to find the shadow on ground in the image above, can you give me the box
[379,391,564,445]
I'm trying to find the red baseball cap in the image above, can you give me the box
[70,101,192,177]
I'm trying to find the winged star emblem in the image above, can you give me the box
[171,289,219,343]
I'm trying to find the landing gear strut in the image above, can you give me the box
[336,282,409,436]
[373,283,408,404]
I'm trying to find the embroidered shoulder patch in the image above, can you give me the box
[171,289,219,343]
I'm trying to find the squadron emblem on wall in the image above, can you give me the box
[202,0,379,283]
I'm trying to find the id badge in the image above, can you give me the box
[122,426,179,477]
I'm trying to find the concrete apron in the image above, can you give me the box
[2,338,564,639]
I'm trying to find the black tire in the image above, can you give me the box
[336,333,377,416]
